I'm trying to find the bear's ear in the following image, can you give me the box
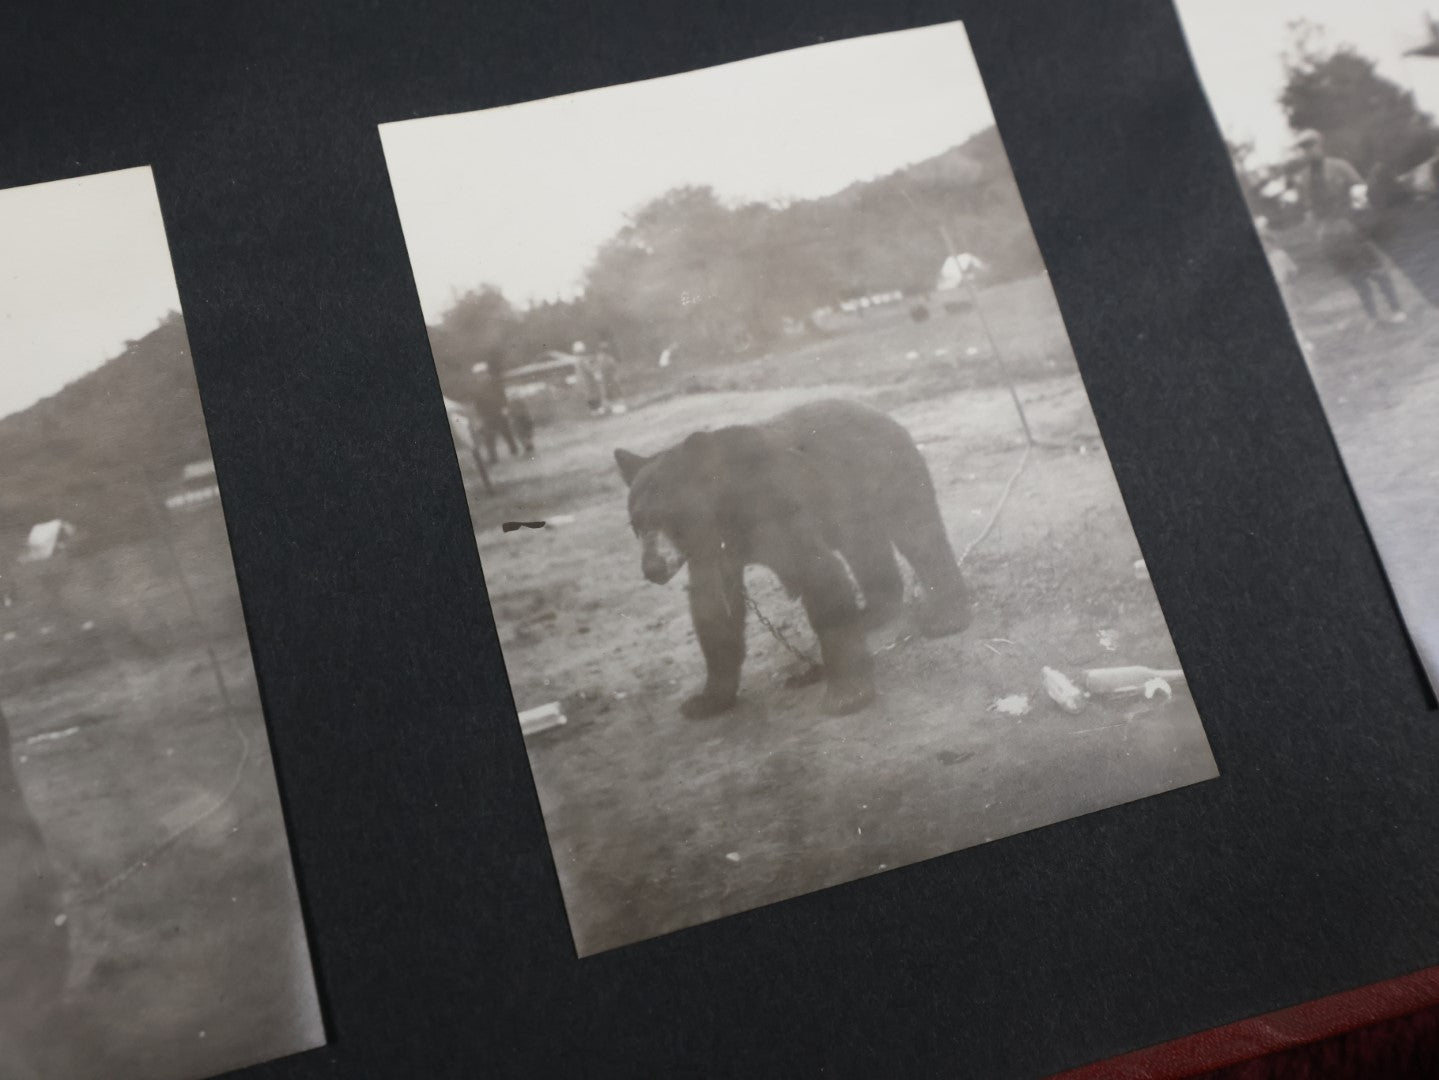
[614,448,651,487]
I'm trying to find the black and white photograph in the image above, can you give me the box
[1,168,323,1078]
[381,21,1218,957]
[1179,0,1439,690]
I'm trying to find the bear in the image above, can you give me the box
[614,399,972,718]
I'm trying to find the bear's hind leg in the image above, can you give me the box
[892,494,972,638]
[795,548,876,716]
[682,559,747,718]
[843,527,904,631]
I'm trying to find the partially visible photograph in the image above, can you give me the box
[381,21,1217,957]
[1178,0,1439,690]
[1,168,323,1078]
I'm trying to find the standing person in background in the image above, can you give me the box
[1,700,74,1077]
[573,341,603,415]
[1367,151,1439,313]
[473,356,521,464]
[508,394,535,455]
[1293,129,1408,327]
[594,337,627,416]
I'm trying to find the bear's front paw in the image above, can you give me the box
[821,677,877,716]
[680,690,736,719]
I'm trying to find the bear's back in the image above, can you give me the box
[760,399,917,460]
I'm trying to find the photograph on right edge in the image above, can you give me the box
[1177,0,1439,690]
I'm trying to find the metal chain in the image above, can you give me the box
[742,585,820,670]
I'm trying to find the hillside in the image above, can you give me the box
[0,313,211,541]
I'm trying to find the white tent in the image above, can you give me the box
[935,252,988,292]
[21,519,76,562]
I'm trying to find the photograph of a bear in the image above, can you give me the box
[615,400,972,718]
[383,20,1216,958]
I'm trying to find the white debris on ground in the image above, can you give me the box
[518,701,567,736]
[1042,666,1086,713]
[1097,628,1118,652]
[988,693,1032,717]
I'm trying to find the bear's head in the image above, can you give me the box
[615,432,726,585]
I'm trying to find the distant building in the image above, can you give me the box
[163,485,221,511]
[167,459,221,511]
[935,252,988,292]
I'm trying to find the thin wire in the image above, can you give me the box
[81,469,253,903]
[958,442,1033,568]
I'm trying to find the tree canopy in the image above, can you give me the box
[427,124,1048,381]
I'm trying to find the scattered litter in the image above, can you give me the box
[1133,558,1149,581]
[53,914,66,928]
[725,852,741,863]
[81,620,96,631]
[1042,666,1086,713]
[966,346,980,357]
[989,693,1032,717]
[1097,629,1118,652]
[1142,678,1174,701]
[933,347,950,357]
[548,514,577,526]
[518,701,567,736]
[905,350,921,360]
[24,726,82,747]
[1083,666,1185,697]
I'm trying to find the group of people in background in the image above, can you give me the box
[459,335,629,496]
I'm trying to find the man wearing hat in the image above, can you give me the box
[1292,128,1407,326]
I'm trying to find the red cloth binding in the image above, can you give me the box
[1050,965,1439,1079]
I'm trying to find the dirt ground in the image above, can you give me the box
[459,275,1219,957]
[1275,259,1439,690]
[2,507,322,1079]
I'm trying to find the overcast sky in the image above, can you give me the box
[380,21,996,321]
[0,166,180,422]
[1178,0,1439,165]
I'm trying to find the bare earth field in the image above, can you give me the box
[460,276,1219,957]
[2,509,321,1080]
[1277,261,1439,689]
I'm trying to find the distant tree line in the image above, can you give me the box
[428,125,1049,390]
